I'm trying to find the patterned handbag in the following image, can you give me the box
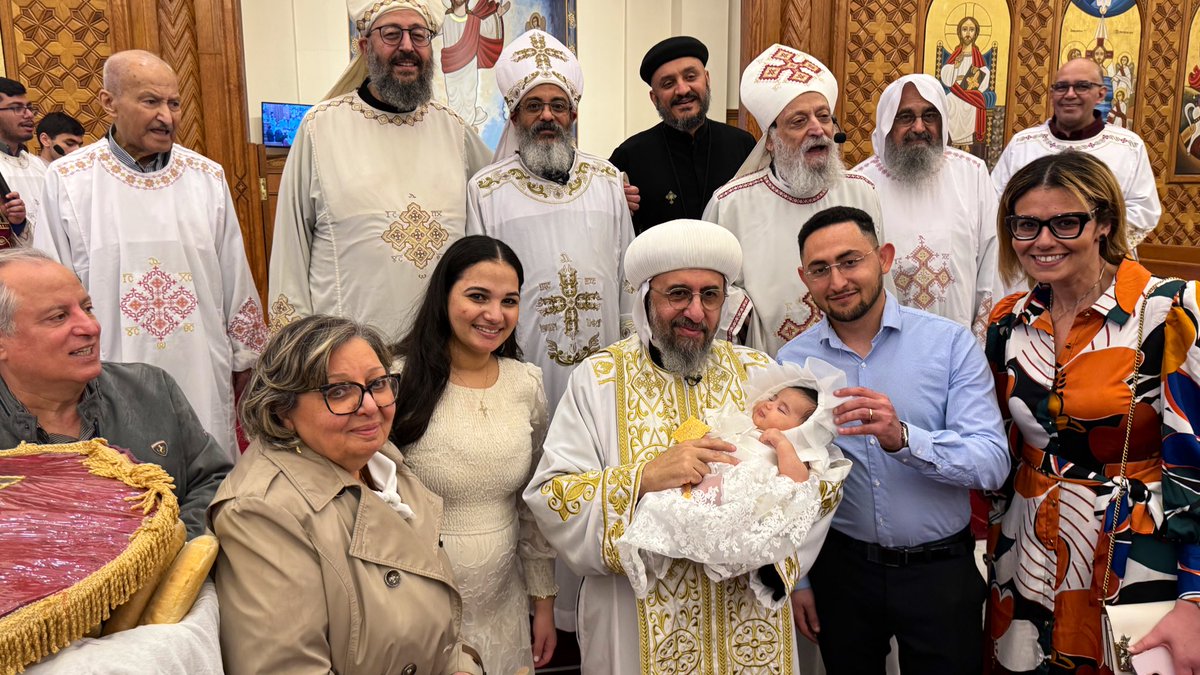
[1099,279,1179,675]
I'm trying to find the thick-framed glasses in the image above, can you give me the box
[893,110,941,127]
[804,249,878,279]
[310,374,400,415]
[520,99,571,116]
[650,287,725,311]
[1049,81,1103,94]
[371,25,436,47]
[0,104,36,115]
[1005,212,1092,240]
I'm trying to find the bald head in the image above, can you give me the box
[99,50,180,163]
[1057,57,1104,84]
[102,50,176,96]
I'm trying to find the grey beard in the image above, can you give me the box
[883,135,945,185]
[656,89,711,133]
[771,130,845,196]
[517,123,575,181]
[367,49,433,112]
[650,313,714,380]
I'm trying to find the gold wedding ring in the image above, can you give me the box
[869,408,874,421]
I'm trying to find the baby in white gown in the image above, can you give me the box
[616,358,852,609]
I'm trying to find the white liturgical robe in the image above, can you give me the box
[466,150,635,414]
[524,334,804,675]
[991,121,1161,246]
[703,169,883,356]
[855,149,1001,342]
[34,142,266,460]
[0,150,44,246]
[268,91,492,339]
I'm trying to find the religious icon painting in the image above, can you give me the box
[922,0,1011,169]
[1173,5,1200,178]
[427,0,578,149]
[1058,0,1142,130]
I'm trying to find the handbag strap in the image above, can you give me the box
[1100,277,1181,603]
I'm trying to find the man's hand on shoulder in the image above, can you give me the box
[638,437,737,498]
[623,183,640,213]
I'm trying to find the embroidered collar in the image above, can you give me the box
[105,127,171,173]
[1048,110,1105,141]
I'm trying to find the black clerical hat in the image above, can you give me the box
[639,36,709,85]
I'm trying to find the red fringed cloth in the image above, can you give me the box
[0,441,180,674]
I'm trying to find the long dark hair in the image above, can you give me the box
[390,235,525,447]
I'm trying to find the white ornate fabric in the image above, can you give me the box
[737,45,839,179]
[268,92,491,340]
[702,169,884,357]
[466,150,634,415]
[33,141,266,460]
[990,120,1161,247]
[0,149,43,246]
[525,335,804,675]
[855,74,1003,343]
[617,358,851,608]
[400,358,557,675]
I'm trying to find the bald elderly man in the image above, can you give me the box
[34,49,266,463]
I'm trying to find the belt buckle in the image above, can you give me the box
[866,545,908,567]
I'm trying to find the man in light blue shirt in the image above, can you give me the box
[778,205,1007,674]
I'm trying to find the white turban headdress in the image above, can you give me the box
[492,29,583,161]
[325,0,441,100]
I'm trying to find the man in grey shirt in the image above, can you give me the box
[0,249,231,537]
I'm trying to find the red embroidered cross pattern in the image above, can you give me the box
[759,49,823,84]
[119,265,198,342]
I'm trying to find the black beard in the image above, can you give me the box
[656,88,711,133]
[367,48,433,112]
[883,133,944,184]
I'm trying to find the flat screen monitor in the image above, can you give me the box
[261,102,313,148]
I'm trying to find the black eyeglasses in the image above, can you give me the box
[893,110,941,127]
[1049,81,1103,94]
[309,374,400,415]
[0,104,36,115]
[650,287,726,310]
[520,99,571,116]
[804,249,877,279]
[371,25,436,47]
[1005,212,1093,240]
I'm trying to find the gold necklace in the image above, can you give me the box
[450,357,497,415]
[1050,264,1109,324]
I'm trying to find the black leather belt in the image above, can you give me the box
[829,527,974,568]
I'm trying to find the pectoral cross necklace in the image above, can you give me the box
[450,356,498,416]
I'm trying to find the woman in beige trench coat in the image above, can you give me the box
[209,315,483,675]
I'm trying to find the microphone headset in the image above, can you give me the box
[831,115,847,144]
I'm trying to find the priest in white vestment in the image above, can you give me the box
[703,45,883,357]
[0,77,41,247]
[853,74,1002,343]
[467,29,634,415]
[525,219,806,675]
[33,51,265,461]
[269,0,492,340]
[991,57,1160,247]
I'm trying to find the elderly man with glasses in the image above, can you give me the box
[778,205,1008,675]
[991,57,1161,247]
[854,74,1003,344]
[269,0,491,342]
[0,77,42,247]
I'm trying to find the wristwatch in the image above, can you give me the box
[898,421,910,450]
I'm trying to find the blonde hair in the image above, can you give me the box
[238,315,392,450]
[997,151,1131,286]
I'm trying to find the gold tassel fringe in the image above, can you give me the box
[0,440,180,675]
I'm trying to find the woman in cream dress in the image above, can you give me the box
[391,235,558,674]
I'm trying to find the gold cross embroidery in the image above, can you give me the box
[511,33,570,70]
[665,191,677,205]
[537,266,600,337]
[381,202,450,269]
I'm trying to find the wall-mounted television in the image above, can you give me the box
[261,102,313,148]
